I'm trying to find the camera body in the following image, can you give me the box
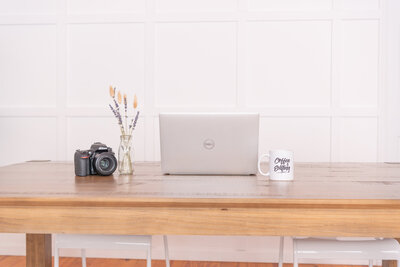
[74,142,117,176]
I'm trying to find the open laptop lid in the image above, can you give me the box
[159,113,259,175]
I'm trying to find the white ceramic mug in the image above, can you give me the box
[258,150,294,180]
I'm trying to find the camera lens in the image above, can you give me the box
[100,158,110,169]
[94,153,117,176]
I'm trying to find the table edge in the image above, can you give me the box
[1,197,400,208]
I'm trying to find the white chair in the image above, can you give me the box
[278,236,284,267]
[54,234,170,267]
[277,237,400,267]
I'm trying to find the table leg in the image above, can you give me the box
[26,234,52,267]
[382,239,400,267]
[383,260,397,267]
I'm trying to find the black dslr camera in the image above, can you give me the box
[74,142,117,176]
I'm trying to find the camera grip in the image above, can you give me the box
[74,151,90,176]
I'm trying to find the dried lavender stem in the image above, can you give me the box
[129,111,140,136]
[114,99,126,134]
[124,96,128,132]
[109,104,126,135]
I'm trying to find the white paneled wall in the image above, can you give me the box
[155,22,237,107]
[246,20,332,108]
[340,20,379,108]
[0,0,390,166]
[1,0,400,263]
[0,25,57,107]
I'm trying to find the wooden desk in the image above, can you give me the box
[0,162,400,267]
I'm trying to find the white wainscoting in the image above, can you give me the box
[0,0,399,263]
[0,0,392,166]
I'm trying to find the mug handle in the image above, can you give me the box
[258,153,270,176]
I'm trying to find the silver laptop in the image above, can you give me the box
[159,113,259,175]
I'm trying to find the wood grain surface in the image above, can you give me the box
[1,161,400,267]
[26,234,51,267]
[0,162,400,236]
[1,161,400,200]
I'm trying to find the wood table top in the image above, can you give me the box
[2,161,400,238]
[1,161,400,207]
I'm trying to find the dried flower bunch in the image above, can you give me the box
[108,85,140,136]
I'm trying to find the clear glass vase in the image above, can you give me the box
[118,135,134,174]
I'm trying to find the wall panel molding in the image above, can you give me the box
[0,1,388,165]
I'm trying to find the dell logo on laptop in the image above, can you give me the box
[203,139,215,150]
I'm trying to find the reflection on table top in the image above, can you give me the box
[0,161,399,200]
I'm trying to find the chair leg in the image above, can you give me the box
[81,249,86,267]
[163,235,170,267]
[368,260,373,267]
[147,245,152,267]
[278,236,284,267]
[54,248,59,267]
[293,239,298,267]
